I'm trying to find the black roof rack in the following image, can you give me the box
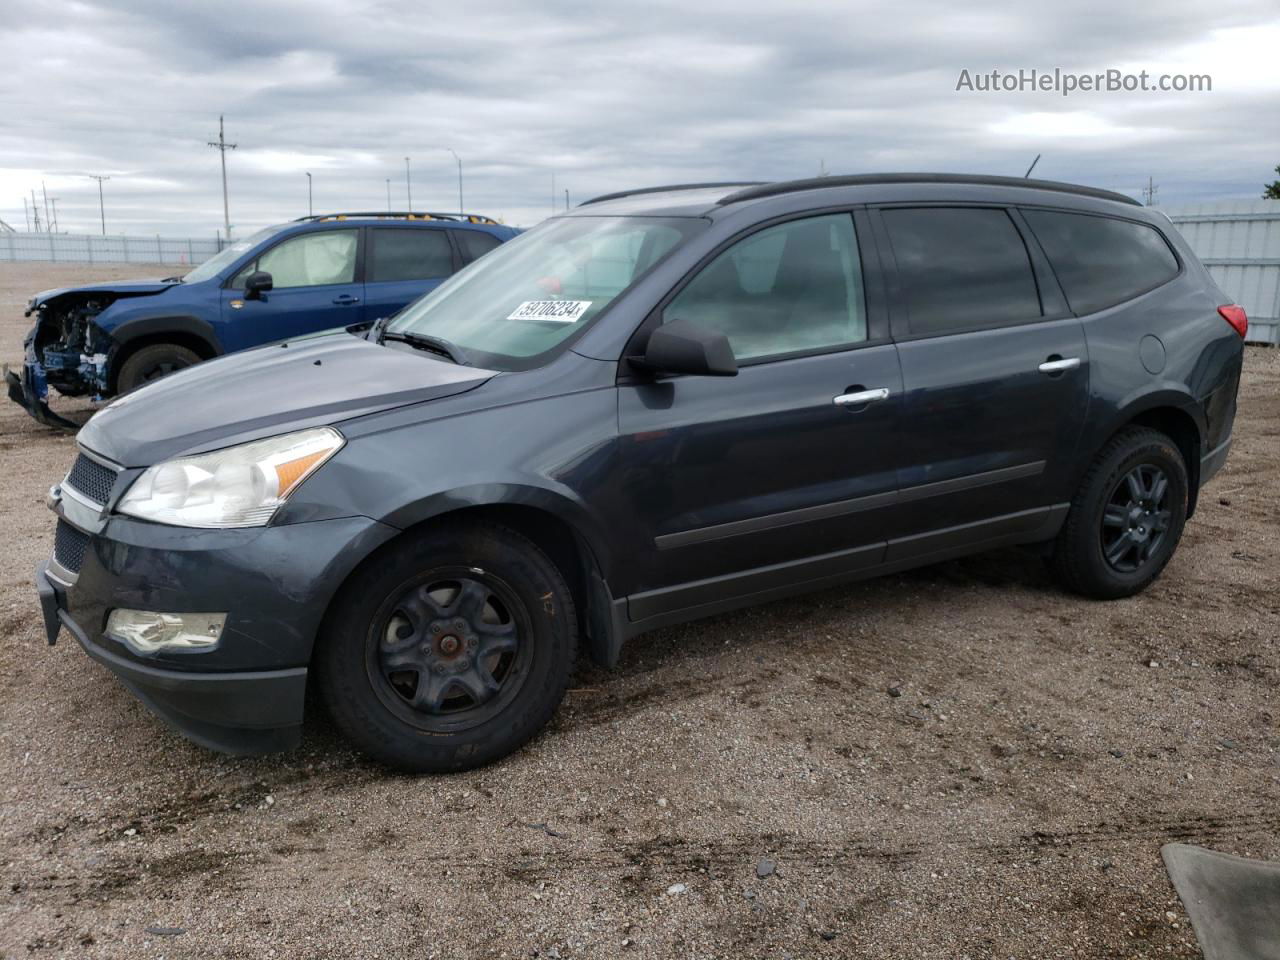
[579,182,766,207]
[718,173,1141,207]
[295,211,502,225]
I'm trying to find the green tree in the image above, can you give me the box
[1265,165,1280,199]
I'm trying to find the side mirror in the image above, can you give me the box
[636,318,737,377]
[243,271,274,300]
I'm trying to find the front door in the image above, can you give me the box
[221,228,363,349]
[616,212,904,621]
[874,205,1090,560]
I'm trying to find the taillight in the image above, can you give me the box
[1218,304,1248,338]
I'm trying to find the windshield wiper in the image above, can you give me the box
[380,329,470,365]
[160,275,185,283]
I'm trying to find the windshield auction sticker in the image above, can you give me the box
[507,300,592,323]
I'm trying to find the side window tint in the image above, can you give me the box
[255,231,358,289]
[370,229,454,282]
[1022,210,1179,315]
[665,214,867,362]
[457,230,502,263]
[882,207,1041,336]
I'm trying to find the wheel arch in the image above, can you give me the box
[106,315,222,392]
[1088,390,1206,518]
[318,490,624,670]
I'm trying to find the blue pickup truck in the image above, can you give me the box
[5,211,520,428]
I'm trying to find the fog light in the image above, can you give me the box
[105,610,225,654]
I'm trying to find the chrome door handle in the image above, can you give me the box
[1038,357,1081,374]
[833,387,890,406]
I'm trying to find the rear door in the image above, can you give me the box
[220,228,362,348]
[361,226,458,324]
[616,211,904,620]
[873,204,1089,559]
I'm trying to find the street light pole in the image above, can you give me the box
[444,148,463,214]
[87,175,110,234]
[405,157,413,211]
[385,178,391,212]
[306,171,312,216]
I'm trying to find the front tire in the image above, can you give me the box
[315,521,577,772]
[116,343,200,394]
[1052,426,1189,599]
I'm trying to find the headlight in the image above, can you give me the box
[118,426,344,528]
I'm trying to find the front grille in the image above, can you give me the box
[54,520,90,574]
[65,452,116,505]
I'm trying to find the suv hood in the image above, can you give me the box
[26,279,180,315]
[78,330,496,467]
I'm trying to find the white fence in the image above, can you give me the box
[1164,200,1280,346]
[0,231,224,266]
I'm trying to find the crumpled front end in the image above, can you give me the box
[5,294,117,430]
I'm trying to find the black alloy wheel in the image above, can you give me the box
[1100,464,1173,573]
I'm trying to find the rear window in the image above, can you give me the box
[457,230,503,263]
[1022,210,1179,315]
[369,229,454,283]
[881,207,1042,336]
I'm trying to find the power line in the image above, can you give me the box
[207,115,237,238]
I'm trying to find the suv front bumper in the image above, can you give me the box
[39,560,307,753]
[5,360,79,431]
[39,485,399,754]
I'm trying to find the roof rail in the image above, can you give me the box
[718,173,1142,207]
[295,211,502,225]
[579,182,766,207]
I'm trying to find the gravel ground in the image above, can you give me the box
[0,262,1277,959]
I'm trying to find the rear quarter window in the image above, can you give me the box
[1022,210,1179,315]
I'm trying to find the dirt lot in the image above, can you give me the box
[0,262,1277,959]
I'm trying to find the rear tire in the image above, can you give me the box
[1052,426,1188,599]
[315,521,577,773]
[115,343,200,394]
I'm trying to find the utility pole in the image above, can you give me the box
[306,171,313,216]
[405,157,413,211]
[30,190,41,232]
[207,115,237,238]
[87,174,110,234]
[444,148,463,214]
[1142,175,1159,206]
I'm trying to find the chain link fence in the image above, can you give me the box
[0,232,225,266]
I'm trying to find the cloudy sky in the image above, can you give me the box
[1,0,1278,237]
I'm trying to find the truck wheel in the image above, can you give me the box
[315,521,578,773]
[116,343,200,393]
[1052,426,1188,600]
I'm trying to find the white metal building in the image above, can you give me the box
[1162,199,1280,345]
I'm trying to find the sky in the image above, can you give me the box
[1,0,1278,237]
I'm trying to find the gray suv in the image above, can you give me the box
[36,174,1245,771]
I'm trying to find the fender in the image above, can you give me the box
[378,481,624,668]
[381,481,616,583]
[1091,384,1207,451]
[1075,384,1208,512]
[104,312,224,355]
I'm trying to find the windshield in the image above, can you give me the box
[387,216,705,368]
[182,225,287,283]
